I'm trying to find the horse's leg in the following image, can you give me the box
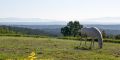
[85,35,87,47]
[79,35,82,47]
[90,39,92,49]
[92,39,95,48]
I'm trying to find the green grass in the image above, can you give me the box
[58,36,120,43]
[0,36,120,60]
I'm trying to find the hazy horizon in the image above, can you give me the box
[0,17,120,25]
[0,0,120,24]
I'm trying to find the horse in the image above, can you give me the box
[79,27,103,49]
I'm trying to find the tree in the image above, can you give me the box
[67,21,74,36]
[61,21,83,37]
[73,21,83,37]
[61,26,71,36]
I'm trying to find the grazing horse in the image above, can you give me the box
[80,27,103,49]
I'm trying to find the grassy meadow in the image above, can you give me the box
[0,36,120,60]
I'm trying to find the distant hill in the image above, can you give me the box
[11,25,65,29]
[86,25,120,30]
[11,25,65,36]
[1,21,120,36]
[103,29,120,35]
[9,25,120,36]
[0,25,57,36]
[85,25,120,35]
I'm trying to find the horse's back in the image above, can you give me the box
[81,27,101,38]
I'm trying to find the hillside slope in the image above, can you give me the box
[0,36,119,60]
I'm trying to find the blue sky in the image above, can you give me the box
[0,0,120,23]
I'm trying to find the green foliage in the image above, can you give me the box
[107,34,115,39]
[61,26,71,36]
[104,39,120,43]
[115,34,120,39]
[61,21,83,37]
[0,25,17,34]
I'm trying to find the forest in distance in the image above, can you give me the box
[1,24,120,36]
[0,23,120,39]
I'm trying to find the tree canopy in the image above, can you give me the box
[61,21,83,37]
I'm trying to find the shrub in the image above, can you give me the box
[115,35,120,39]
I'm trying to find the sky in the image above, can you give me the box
[0,0,120,24]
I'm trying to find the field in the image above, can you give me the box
[0,36,120,60]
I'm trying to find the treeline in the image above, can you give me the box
[0,25,56,37]
[102,30,120,39]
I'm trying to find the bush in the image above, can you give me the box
[115,35,120,39]
[104,39,120,43]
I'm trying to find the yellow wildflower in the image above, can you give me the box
[27,51,37,60]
